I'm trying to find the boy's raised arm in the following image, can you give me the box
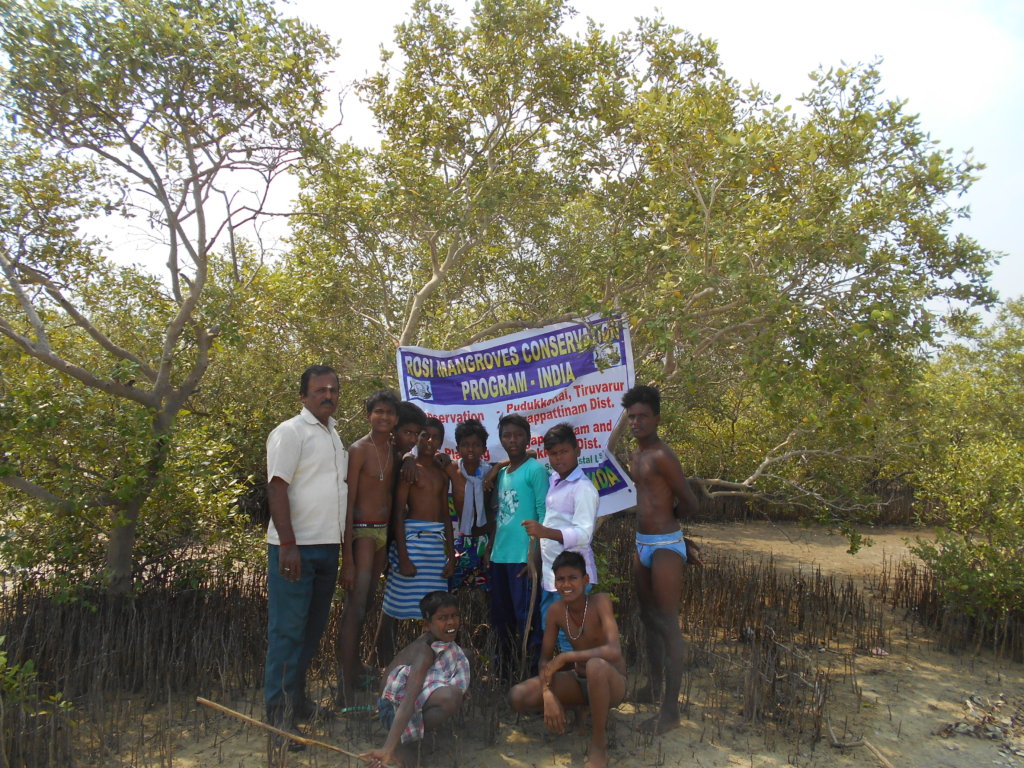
[656,448,699,520]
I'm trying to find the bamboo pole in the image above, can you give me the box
[196,697,364,760]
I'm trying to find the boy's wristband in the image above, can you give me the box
[279,540,296,547]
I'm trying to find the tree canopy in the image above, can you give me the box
[0,0,333,595]
[0,0,1008,595]
[288,0,996,528]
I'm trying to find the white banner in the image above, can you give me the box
[396,314,636,516]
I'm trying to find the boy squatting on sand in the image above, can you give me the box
[362,591,469,768]
[337,394,425,703]
[509,551,626,768]
[622,384,700,734]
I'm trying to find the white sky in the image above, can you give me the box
[281,0,1024,303]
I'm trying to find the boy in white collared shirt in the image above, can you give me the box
[522,423,599,650]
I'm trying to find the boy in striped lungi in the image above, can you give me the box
[379,418,464,663]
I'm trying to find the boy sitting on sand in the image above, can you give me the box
[362,591,469,768]
[509,551,627,768]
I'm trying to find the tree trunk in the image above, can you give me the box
[106,509,139,598]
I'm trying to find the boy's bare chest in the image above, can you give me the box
[414,466,447,494]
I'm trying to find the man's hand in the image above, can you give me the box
[279,544,301,583]
[398,556,417,577]
[442,558,455,578]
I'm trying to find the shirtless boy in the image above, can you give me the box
[337,390,402,704]
[379,418,462,663]
[621,384,699,734]
[509,551,626,768]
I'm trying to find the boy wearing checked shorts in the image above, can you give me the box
[621,385,699,736]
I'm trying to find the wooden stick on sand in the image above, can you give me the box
[196,697,364,760]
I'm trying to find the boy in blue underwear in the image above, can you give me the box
[621,385,699,735]
[522,423,599,652]
[362,591,469,768]
[379,418,462,664]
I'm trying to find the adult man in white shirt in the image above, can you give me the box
[264,365,348,737]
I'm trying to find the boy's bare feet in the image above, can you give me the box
[585,743,609,768]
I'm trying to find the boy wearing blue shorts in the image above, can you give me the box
[622,385,699,735]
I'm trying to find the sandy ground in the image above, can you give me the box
[153,522,1022,768]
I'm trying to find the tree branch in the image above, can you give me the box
[12,261,159,382]
[0,317,158,407]
[463,313,583,345]
[0,472,70,511]
[0,244,51,352]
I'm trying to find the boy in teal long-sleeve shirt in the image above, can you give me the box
[484,413,548,679]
